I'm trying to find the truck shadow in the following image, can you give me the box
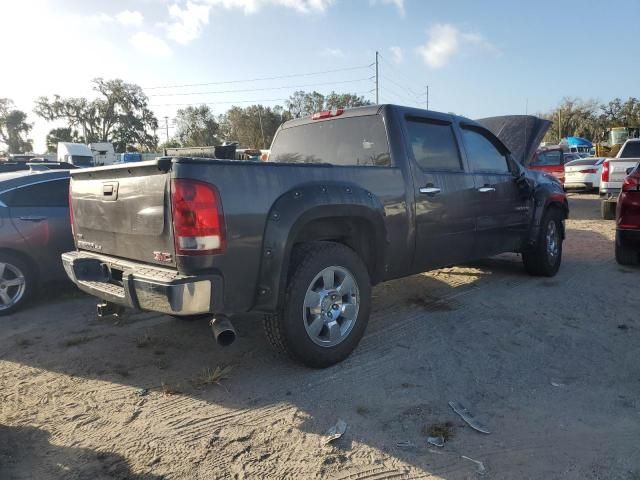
[0,424,165,480]
[2,221,631,478]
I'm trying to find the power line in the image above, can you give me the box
[376,54,424,98]
[150,90,375,108]
[148,77,374,97]
[143,64,374,90]
[378,85,418,106]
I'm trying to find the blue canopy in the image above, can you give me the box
[565,136,593,147]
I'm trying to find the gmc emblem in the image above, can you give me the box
[153,251,173,263]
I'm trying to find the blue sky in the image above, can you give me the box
[2,0,639,152]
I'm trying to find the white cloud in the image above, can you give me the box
[321,47,345,58]
[116,10,144,27]
[131,32,173,57]
[416,23,498,68]
[164,2,211,45]
[202,0,334,14]
[369,0,404,16]
[389,46,403,64]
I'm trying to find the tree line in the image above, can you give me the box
[0,77,370,155]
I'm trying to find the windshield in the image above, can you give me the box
[70,155,94,167]
[620,142,640,158]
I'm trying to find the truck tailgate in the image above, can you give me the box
[70,160,176,267]
[609,158,639,183]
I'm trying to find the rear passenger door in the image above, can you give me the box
[405,116,477,271]
[7,178,73,277]
[460,126,529,257]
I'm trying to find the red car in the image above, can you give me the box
[615,165,640,265]
[527,148,581,184]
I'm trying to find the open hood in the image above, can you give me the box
[475,115,551,166]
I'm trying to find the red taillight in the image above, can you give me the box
[601,160,610,182]
[579,168,597,174]
[171,179,225,255]
[312,108,344,120]
[68,184,74,236]
[622,174,640,192]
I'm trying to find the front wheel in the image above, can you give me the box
[522,209,564,277]
[264,242,371,368]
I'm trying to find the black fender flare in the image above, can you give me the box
[252,181,387,312]
[528,188,569,244]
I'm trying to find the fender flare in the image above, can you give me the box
[252,181,387,312]
[528,189,569,244]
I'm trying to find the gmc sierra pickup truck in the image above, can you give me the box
[62,105,568,368]
[600,138,640,219]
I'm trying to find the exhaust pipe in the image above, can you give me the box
[209,316,236,346]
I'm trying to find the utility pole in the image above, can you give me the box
[426,85,429,110]
[375,51,379,104]
[164,116,169,142]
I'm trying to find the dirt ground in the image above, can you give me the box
[1,193,639,480]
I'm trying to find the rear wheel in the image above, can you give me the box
[601,200,616,220]
[264,242,371,368]
[0,254,35,316]
[522,209,564,277]
[615,232,639,265]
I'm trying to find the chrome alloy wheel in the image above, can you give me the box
[302,266,359,347]
[0,262,26,311]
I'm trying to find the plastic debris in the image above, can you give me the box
[427,436,445,448]
[323,419,347,444]
[448,401,490,434]
[550,380,565,387]
[396,441,416,449]
[462,455,487,475]
[136,388,149,397]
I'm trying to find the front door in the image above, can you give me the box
[404,116,477,271]
[459,126,530,257]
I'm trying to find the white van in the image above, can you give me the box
[57,143,94,167]
[90,142,117,166]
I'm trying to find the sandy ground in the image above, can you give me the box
[1,193,639,480]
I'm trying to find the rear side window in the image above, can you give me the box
[462,128,510,174]
[270,115,391,167]
[531,151,562,167]
[3,178,69,207]
[620,142,640,158]
[405,119,462,171]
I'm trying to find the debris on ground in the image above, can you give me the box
[396,441,416,449]
[462,455,487,475]
[136,388,149,397]
[323,419,347,444]
[449,401,490,434]
[423,422,454,440]
[427,436,444,447]
[550,379,565,388]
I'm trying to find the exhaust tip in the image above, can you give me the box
[209,316,236,347]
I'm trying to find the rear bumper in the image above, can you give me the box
[564,181,593,190]
[62,251,223,316]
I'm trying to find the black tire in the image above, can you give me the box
[264,241,371,368]
[615,232,639,266]
[0,253,35,316]
[601,200,616,220]
[522,208,564,277]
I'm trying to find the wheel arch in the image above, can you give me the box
[253,182,387,313]
[0,248,39,283]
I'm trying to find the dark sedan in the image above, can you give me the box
[0,169,74,315]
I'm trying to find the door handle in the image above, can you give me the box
[19,216,46,222]
[419,187,441,195]
[477,187,496,193]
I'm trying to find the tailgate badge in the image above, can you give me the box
[153,251,173,263]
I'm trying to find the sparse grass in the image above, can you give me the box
[63,335,99,348]
[355,405,370,416]
[161,382,181,395]
[198,365,233,387]
[135,333,153,348]
[423,422,454,441]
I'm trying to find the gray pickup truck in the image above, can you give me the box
[62,105,568,367]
